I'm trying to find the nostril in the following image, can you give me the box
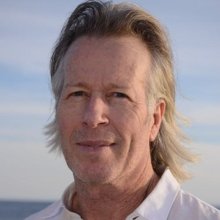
[82,118,109,128]
[82,97,109,128]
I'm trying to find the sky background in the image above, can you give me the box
[0,0,219,205]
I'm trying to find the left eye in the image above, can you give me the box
[112,92,128,98]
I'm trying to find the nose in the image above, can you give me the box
[82,96,109,128]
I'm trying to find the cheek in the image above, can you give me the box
[114,101,148,123]
[110,104,150,138]
[56,104,81,138]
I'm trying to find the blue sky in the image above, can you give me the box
[0,0,219,205]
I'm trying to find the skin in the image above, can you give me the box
[57,36,165,220]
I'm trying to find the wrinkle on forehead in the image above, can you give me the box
[63,36,151,88]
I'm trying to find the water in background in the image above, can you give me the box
[0,200,219,220]
[0,200,53,220]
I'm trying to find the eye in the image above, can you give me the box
[68,91,88,98]
[71,91,85,96]
[111,92,128,99]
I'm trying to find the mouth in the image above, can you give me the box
[76,140,115,152]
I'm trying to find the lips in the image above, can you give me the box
[77,140,114,148]
[76,140,115,153]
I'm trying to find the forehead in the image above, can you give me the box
[63,36,152,86]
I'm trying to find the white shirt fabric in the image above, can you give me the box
[25,169,220,220]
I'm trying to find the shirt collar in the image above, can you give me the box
[38,200,64,219]
[127,169,180,220]
[60,169,180,220]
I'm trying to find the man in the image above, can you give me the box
[26,1,220,219]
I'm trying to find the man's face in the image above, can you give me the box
[57,36,159,184]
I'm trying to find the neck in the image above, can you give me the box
[70,165,159,220]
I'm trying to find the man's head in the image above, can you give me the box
[46,0,195,181]
[56,35,164,184]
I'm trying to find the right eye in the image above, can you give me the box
[70,91,86,97]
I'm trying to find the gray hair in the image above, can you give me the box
[45,0,197,182]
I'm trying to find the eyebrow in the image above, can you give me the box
[107,83,131,90]
[64,82,89,89]
[64,82,131,90]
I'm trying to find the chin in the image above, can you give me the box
[73,167,116,185]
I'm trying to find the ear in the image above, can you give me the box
[149,99,166,142]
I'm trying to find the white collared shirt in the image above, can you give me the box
[25,169,220,220]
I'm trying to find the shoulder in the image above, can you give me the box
[25,200,63,220]
[169,189,220,220]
